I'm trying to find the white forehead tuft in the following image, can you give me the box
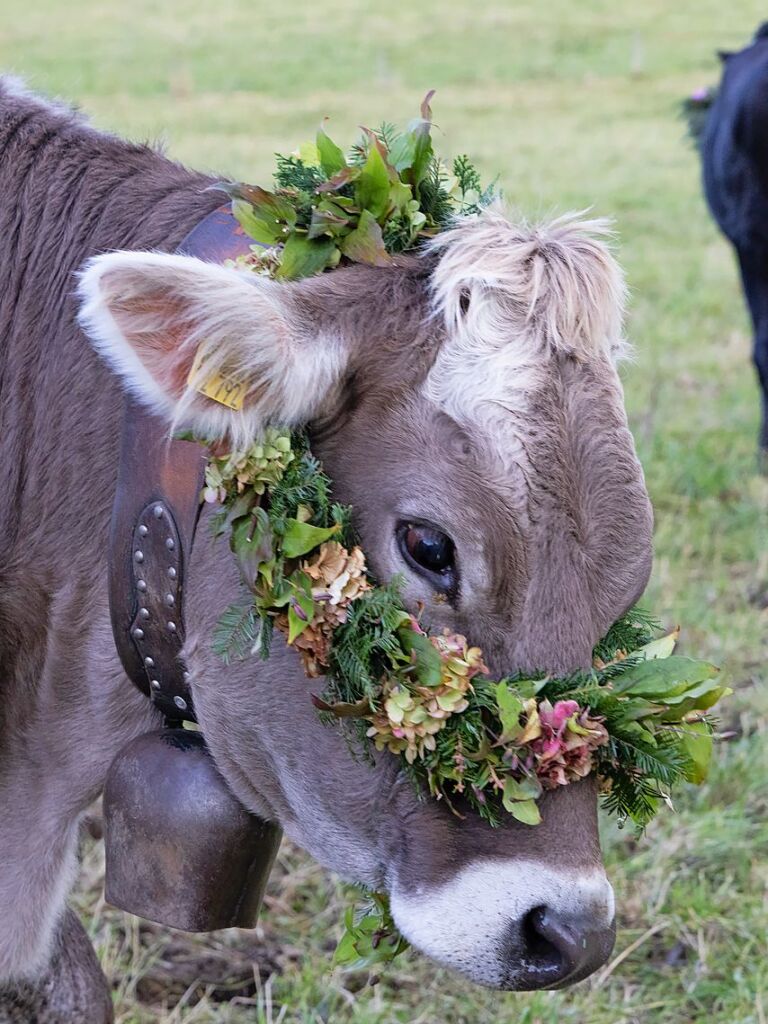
[421,207,628,443]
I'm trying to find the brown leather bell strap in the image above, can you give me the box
[108,206,257,723]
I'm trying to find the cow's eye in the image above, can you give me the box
[398,522,455,580]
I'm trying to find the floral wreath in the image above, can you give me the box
[190,100,729,968]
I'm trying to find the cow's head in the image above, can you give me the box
[78,208,653,990]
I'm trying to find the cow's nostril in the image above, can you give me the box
[519,906,566,981]
[513,905,615,990]
[522,907,561,965]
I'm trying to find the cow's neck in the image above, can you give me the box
[0,84,223,557]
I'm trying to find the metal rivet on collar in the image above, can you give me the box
[138,524,148,537]
[133,627,144,639]
[165,594,175,607]
[139,608,150,620]
[165,538,175,551]
[153,505,164,519]
[144,656,154,667]
[150,679,161,691]
[167,567,177,580]
[137,580,147,592]
[134,550,144,563]
[167,621,177,633]
[174,695,188,711]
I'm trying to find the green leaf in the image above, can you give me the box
[611,656,719,699]
[410,126,433,188]
[287,589,314,643]
[495,681,524,742]
[398,626,442,687]
[276,233,338,280]
[388,131,417,175]
[297,141,321,167]
[231,198,283,246]
[231,508,273,586]
[307,201,351,240]
[317,165,360,194]
[229,183,298,248]
[636,628,679,661]
[246,186,298,225]
[222,492,260,537]
[339,210,391,266]
[502,775,542,805]
[610,718,659,747]
[676,720,713,784]
[316,124,346,177]
[333,893,409,971]
[355,144,392,221]
[658,684,731,722]
[387,93,434,185]
[388,177,414,213]
[282,518,340,557]
[509,799,542,826]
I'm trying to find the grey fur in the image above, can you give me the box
[0,77,653,1007]
[0,910,113,1023]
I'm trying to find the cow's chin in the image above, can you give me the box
[388,858,616,990]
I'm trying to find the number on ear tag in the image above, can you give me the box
[188,349,247,411]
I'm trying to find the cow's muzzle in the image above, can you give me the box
[509,904,615,988]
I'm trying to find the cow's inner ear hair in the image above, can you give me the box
[77,250,350,446]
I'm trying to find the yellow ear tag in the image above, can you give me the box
[188,349,247,412]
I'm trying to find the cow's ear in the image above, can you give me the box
[77,251,347,442]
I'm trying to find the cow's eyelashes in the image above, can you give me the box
[397,521,457,591]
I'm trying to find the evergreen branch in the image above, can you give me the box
[212,602,261,664]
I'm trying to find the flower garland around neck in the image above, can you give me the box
[201,429,728,835]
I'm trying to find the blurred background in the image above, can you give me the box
[1,1,766,1021]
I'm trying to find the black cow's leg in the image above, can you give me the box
[0,908,113,1024]
[755,335,768,465]
[736,250,768,468]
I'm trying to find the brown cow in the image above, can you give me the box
[0,78,653,1021]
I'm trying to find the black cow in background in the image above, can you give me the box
[698,22,768,468]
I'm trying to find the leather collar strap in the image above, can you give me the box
[108,207,256,724]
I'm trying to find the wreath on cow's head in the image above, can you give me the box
[188,99,729,969]
[215,92,497,281]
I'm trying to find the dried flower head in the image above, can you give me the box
[276,542,370,677]
[507,698,609,790]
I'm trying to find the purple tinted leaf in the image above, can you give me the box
[339,210,391,266]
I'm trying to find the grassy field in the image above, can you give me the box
[2,1,767,1021]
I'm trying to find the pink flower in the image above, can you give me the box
[539,699,579,734]
[512,698,609,791]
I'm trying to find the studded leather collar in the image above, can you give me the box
[108,207,256,724]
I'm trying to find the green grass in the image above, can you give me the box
[4,1,768,1021]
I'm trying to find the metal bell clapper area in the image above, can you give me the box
[103,727,282,932]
